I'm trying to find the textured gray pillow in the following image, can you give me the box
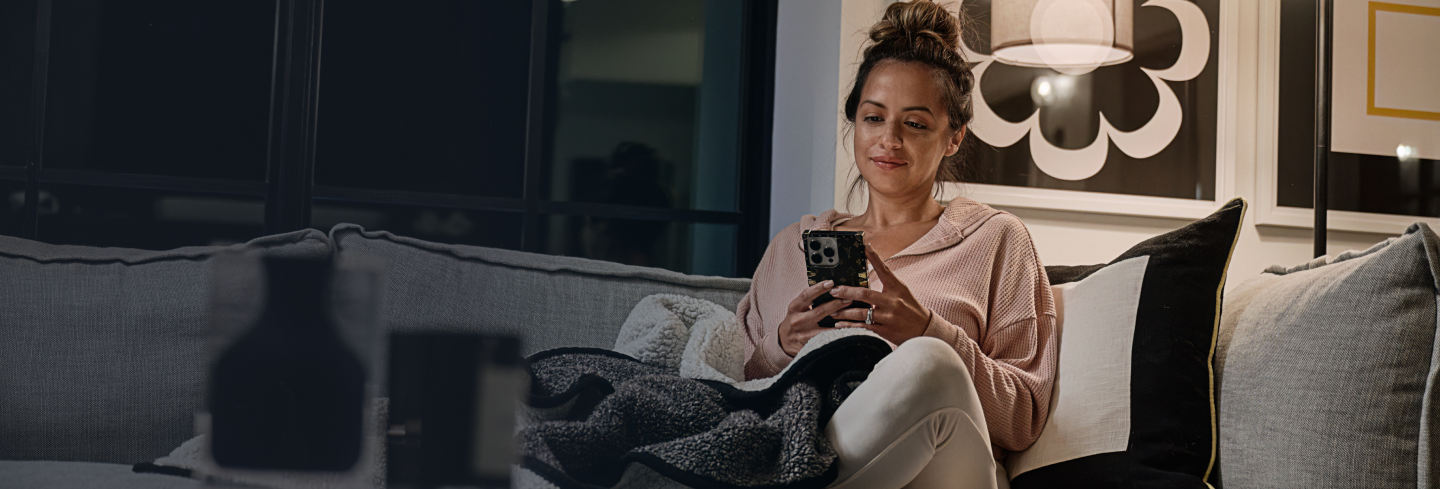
[0,230,332,464]
[1217,222,1440,488]
[328,224,752,355]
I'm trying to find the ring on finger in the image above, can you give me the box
[865,306,875,325]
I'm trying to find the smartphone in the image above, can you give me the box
[802,230,871,327]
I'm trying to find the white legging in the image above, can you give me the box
[826,337,1009,489]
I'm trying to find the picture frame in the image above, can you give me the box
[935,0,1239,220]
[1252,0,1440,235]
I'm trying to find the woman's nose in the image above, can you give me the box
[877,123,902,148]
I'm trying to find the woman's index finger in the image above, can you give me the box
[864,244,891,277]
[864,244,906,292]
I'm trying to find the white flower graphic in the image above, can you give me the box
[965,0,1211,181]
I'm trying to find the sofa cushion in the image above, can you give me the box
[0,230,332,464]
[1008,197,1245,489]
[328,224,752,355]
[1216,222,1440,488]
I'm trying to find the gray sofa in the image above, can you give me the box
[0,224,751,487]
[5,222,1440,488]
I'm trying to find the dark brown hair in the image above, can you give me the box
[843,0,976,201]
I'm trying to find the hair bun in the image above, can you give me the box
[868,0,961,59]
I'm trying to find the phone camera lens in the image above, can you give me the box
[808,241,820,250]
[810,253,822,263]
[823,247,835,257]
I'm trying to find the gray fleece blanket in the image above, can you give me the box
[519,336,890,489]
[518,294,892,489]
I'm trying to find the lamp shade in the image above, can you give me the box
[992,0,1133,75]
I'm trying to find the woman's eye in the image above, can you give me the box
[863,116,883,123]
[906,121,928,129]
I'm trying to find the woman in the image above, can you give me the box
[736,1,1058,488]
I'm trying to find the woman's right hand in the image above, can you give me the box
[778,280,854,356]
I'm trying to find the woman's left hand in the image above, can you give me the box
[828,245,931,344]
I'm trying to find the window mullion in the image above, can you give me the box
[264,0,323,235]
[22,0,53,241]
[520,0,558,253]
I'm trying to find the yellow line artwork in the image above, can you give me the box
[1367,2,1440,121]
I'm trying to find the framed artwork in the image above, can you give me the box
[942,0,1231,219]
[1254,0,1440,234]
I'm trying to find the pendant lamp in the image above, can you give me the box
[991,0,1134,75]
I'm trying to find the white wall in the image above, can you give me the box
[774,0,1405,289]
[768,0,845,238]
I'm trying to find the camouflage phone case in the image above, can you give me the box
[802,230,870,327]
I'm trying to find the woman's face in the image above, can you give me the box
[852,61,964,200]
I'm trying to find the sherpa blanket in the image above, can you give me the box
[517,294,893,489]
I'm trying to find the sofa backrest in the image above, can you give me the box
[0,224,753,465]
[329,224,753,355]
[0,230,333,464]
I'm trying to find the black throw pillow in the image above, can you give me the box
[1006,197,1245,489]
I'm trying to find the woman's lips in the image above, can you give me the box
[871,156,907,171]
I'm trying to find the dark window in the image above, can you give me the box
[0,0,30,238]
[0,1,36,170]
[543,0,744,213]
[43,0,274,181]
[315,0,531,198]
[8,0,775,277]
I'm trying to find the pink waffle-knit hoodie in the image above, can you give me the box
[738,197,1058,456]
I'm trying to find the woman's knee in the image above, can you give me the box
[865,337,977,408]
[889,337,971,385]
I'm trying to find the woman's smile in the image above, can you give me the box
[871,155,907,171]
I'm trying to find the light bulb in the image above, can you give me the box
[1397,144,1416,162]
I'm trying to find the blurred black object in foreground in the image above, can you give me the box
[388,333,523,489]
[210,256,366,471]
